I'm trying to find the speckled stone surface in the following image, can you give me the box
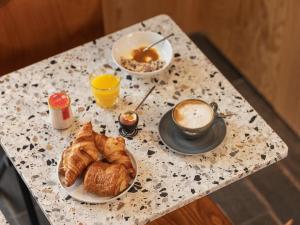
[0,211,8,224]
[0,15,288,225]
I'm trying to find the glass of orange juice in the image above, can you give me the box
[89,74,121,108]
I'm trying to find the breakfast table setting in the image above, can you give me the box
[0,14,288,225]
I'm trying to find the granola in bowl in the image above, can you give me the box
[120,57,165,72]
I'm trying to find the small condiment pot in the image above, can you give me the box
[48,92,73,130]
[118,111,139,136]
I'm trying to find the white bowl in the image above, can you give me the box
[112,31,173,76]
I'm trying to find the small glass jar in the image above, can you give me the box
[48,92,73,129]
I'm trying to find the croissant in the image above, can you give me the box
[94,134,135,177]
[83,161,130,196]
[59,122,100,187]
[93,132,107,153]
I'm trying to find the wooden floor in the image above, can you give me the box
[149,197,232,225]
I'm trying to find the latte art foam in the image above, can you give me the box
[174,101,213,129]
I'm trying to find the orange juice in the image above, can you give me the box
[90,74,120,108]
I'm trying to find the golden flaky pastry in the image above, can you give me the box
[83,161,130,196]
[59,122,100,187]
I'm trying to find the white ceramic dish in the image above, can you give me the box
[112,31,173,76]
[57,150,138,204]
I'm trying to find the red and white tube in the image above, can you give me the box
[48,92,73,129]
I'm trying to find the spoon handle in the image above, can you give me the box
[143,33,174,52]
[134,86,156,111]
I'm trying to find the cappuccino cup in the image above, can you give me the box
[172,99,218,138]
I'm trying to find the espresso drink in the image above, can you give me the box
[173,100,213,129]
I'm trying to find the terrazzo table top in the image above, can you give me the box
[0,15,288,225]
[0,211,8,225]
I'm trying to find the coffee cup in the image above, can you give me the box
[172,99,218,138]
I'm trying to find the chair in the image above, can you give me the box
[0,146,40,225]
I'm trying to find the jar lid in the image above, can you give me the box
[48,92,70,109]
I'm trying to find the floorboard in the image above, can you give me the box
[210,180,268,224]
[149,197,232,225]
[249,165,300,223]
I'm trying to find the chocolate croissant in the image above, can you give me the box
[83,161,130,196]
[59,122,100,187]
[94,134,135,177]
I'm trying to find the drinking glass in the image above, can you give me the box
[89,74,120,108]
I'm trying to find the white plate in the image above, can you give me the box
[57,150,138,204]
[112,31,173,76]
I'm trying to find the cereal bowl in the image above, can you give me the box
[112,31,173,76]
